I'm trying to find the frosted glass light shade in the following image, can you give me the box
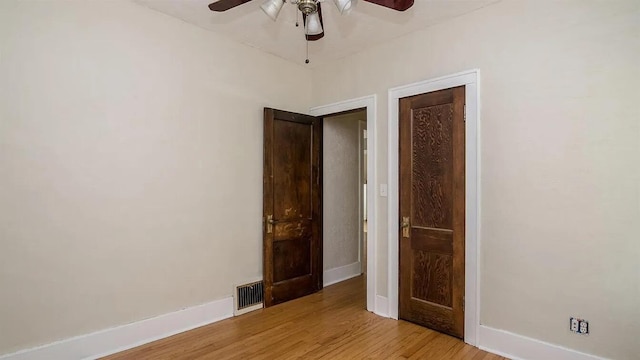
[261,0,285,21]
[305,12,323,35]
[333,0,353,14]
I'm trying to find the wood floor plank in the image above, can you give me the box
[103,276,506,359]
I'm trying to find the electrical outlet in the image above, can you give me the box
[570,317,589,335]
[579,320,589,335]
[570,318,579,332]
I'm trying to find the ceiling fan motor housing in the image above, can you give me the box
[297,0,318,15]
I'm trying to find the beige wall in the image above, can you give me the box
[0,0,311,355]
[323,112,364,271]
[311,1,640,359]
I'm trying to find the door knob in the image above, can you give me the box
[401,216,410,238]
[266,215,274,234]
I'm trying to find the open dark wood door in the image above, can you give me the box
[399,87,465,338]
[263,108,322,307]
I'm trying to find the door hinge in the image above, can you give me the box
[463,104,467,122]
[462,295,465,312]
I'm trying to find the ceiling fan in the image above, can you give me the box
[208,1,414,59]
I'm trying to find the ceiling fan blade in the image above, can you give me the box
[363,0,414,11]
[208,0,253,12]
[303,3,325,41]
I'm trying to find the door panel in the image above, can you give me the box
[264,108,322,307]
[273,120,312,220]
[399,87,465,338]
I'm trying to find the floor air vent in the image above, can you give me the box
[234,280,264,315]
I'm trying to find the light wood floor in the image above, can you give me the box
[104,276,507,359]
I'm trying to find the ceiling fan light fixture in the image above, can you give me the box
[333,0,354,14]
[305,11,323,36]
[260,0,285,21]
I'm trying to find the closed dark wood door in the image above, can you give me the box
[263,108,322,307]
[399,87,465,338]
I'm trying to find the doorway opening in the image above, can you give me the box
[321,109,367,291]
[310,95,377,312]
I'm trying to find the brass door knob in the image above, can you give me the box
[401,216,410,238]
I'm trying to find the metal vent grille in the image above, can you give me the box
[236,280,264,311]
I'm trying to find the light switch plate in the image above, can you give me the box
[380,184,388,197]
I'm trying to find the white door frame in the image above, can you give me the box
[357,119,367,271]
[310,95,377,312]
[387,70,481,346]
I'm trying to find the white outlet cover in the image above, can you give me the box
[570,317,588,335]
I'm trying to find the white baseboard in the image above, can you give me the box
[323,261,362,287]
[0,297,234,360]
[479,325,607,360]
[374,295,389,317]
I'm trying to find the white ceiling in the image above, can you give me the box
[134,0,500,67]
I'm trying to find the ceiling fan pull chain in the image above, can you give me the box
[305,38,310,64]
